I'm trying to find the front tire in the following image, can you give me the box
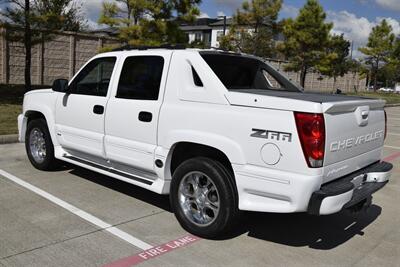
[170,157,239,238]
[25,118,58,171]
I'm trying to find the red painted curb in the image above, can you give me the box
[384,152,400,162]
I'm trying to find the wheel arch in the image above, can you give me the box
[163,134,245,197]
[23,107,58,146]
[168,142,235,177]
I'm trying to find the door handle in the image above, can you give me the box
[93,105,104,115]
[138,111,152,122]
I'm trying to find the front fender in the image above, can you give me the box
[22,91,59,146]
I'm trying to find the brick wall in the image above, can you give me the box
[0,27,119,86]
[0,27,366,92]
[266,59,366,93]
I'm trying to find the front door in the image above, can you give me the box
[105,53,170,174]
[55,57,117,159]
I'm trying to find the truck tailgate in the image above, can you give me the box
[323,100,386,168]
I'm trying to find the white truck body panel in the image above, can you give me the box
[104,51,173,174]
[19,49,390,216]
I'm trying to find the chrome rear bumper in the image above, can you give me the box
[308,161,392,215]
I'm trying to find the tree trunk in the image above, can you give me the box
[333,76,337,93]
[300,66,307,88]
[24,0,32,92]
[373,68,378,92]
[373,59,379,92]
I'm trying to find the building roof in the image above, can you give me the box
[88,27,119,37]
[179,18,219,31]
[180,25,213,31]
[180,18,219,26]
[209,18,234,27]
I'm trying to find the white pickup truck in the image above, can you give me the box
[18,47,392,238]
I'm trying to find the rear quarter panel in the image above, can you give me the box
[158,101,318,176]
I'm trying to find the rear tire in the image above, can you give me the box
[25,118,58,171]
[170,157,239,238]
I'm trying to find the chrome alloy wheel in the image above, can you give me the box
[178,171,220,227]
[29,128,47,164]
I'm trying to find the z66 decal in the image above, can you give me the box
[251,129,292,142]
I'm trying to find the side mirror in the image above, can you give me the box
[52,79,69,93]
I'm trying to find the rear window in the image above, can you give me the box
[200,53,299,92]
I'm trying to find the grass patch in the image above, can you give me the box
[0,84,49,135]
[348,92,400,105]
[0,104,22,135]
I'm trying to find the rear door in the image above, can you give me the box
[55,57,117,159]
[104,52,171,175]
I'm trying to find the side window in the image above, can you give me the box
[262,69,283,90]
[70,57,116,97]
[116,56,164,100]
[192,66,203,87]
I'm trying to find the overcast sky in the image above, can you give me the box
[1,0,399,58]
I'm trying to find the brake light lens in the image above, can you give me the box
[294,112,325,168]
[384,110,387,140]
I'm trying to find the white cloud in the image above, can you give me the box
[281,4,299,18]
[375,0,400,11]
[217,11,226,17]
[327,10,399,58]
[198,12,210,18]
[378,17,400,35]
[78,0,104,29]
[328,11,373,46]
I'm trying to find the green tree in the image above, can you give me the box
[379,63,398,88]
[317,34,351,91]
[388,39,400,83]
[34,0,86,31]
[279,0,332,88]
[219,0,282,57]
[99,0,201,46]
[359,19,395,91]
[0,0,85,91]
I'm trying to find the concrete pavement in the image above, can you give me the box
[0,107,399,267]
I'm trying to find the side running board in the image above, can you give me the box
[64,155,154,186]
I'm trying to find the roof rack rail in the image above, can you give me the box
[112,44,186,51]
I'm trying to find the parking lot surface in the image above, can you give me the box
[0,107,399,267]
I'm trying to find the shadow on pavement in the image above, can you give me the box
[66,165,381,250]
[68,166,171,212]
[231,205,381,250]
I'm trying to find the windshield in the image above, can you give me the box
[200,52,302,92]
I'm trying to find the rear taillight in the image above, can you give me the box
[294,112,325,168]
[384,110,387,140]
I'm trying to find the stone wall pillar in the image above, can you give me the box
[69,34,76,79]
[1,27,9,84]
[98,37,103,50]
[37,34,44,85]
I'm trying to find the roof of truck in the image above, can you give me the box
[97,46,244,58]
